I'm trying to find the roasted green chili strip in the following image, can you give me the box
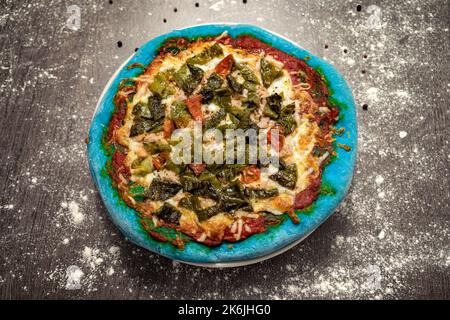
[260,57,283,87]
[174,63,204,95]
[153,203,182,225]
[269,161,298,190]
[145,179,183,201]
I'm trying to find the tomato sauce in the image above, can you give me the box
[111,151,129,185]
[223,217,267,242]
[188,163,206,176]
[107,99,127,141]
[293,173,322,210]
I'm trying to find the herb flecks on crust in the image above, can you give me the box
[104,33,341,248]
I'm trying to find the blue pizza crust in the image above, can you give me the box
[87,24,357,264]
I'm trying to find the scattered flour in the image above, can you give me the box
[108,246,120,255]
[209,0,224,12]
[82,246,104,270]
[65,265,84,290]
[366,87,379,102]
[106,267,115,276]
[60,200,85,225]
[395,90,409,98]
[375,175,384,185]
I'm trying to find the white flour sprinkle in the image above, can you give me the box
[209,0,224,11]
[68,201,84,225]
[106,267,115,276]
[82,246,104,269]
[395,90,409,98]
[65,265,84,290]
[108,246,120,255]
[375,175,384,185]
[366,87,379,102]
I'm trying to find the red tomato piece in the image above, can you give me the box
[214,54,233,77]
[186,94,203,123]
[188,163,206,176]
[240,165,261,184]
[163,119,175,139]
[267,124,285,151]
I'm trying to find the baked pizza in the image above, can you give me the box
[104,33,344,248]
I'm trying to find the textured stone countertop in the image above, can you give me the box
[0,0,449,299]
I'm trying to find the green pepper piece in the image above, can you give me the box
[297,70,307,83]
[214,164,244,183]
[242,80,258,92]
[149,70,174,98]
[261,211,286,226]
[263,107,279,119]
[212,87,232,109]
[165,159,185,174]
[147,122,164,134]
[148,96,165,121]
[196,204,222,221]
[170,101,193,128]
[280,102,295,116]
[132,102,152,119]
[269,160,298,190]
[260,57,283,87]
[263,93,283,120]
[180,173,202,192]
[216,113,240,131]
[187,43,223,65]
[198,170,221,189]
[144,141,172,155]
[278,103,297,135]
[243,95,260,110]
[204,107,226,130]
[174,63,204,95]
[129,185,146,197]
[206,72,224,90]
[132,157,153,176]
[279,116,296,135]
[181,171,219,199]
[153,203,181,225]
[243,188,279,199]
[226,74,243,93]
[178,195,201,211]
[218,181,249,212]
[235,63,259,84]
[130,119,160,137]
[224,103,250,123]
[200,73,224,103]
[208,43,224,58]
[145,179,183,201]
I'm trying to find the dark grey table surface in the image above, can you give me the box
[0,0,449,299]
